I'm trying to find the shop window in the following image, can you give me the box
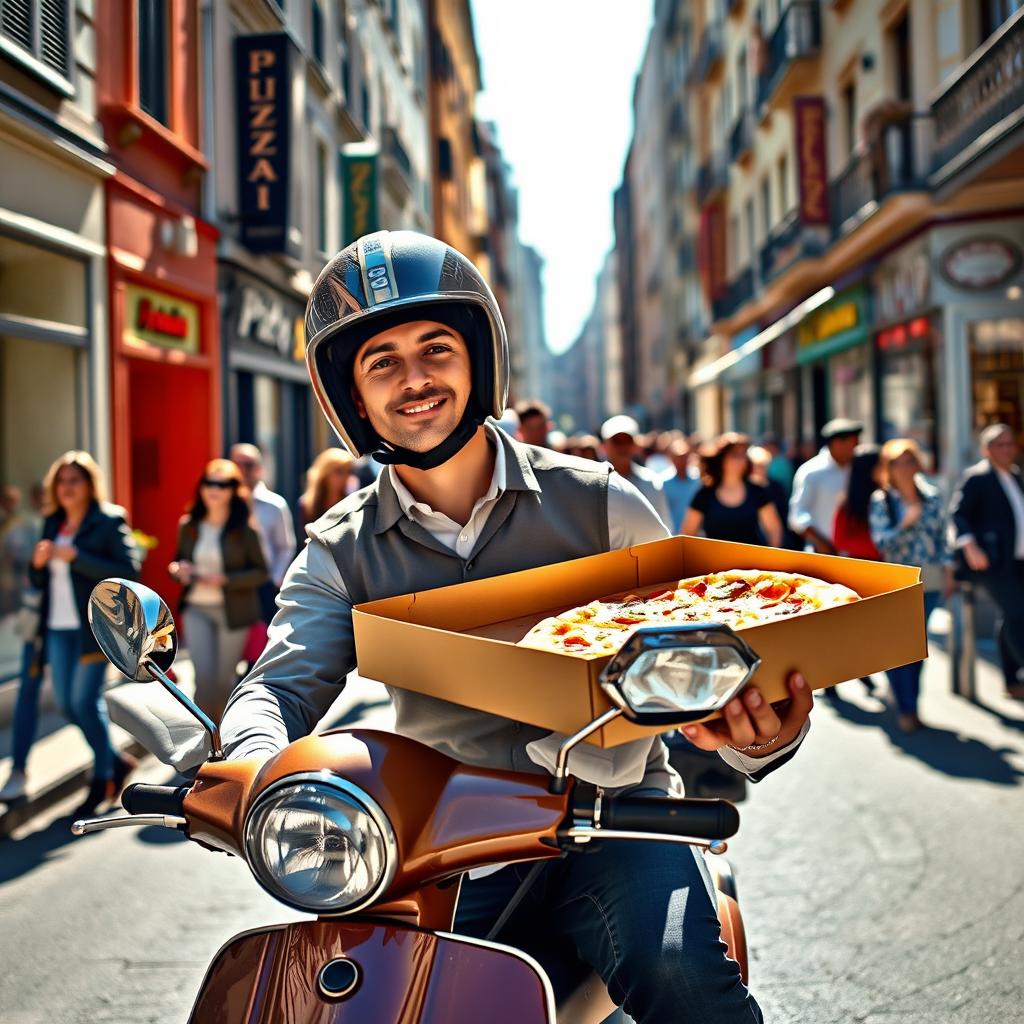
[254,374,282,491]
[970,319,1024,446]
[829,346,871,433]
[0,235,86,328]
[138,0,168,125]
[877,323,938,467]
[0,0,72,85]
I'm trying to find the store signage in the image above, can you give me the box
[235,34,293,253]
[698,201,727,304]
[796,286,869,364]
[940,237,1022,291]
[794,97,830,227]
[342,144,379,245]
[874,247,930,325]
[123,284,200,353]
[236,284,304,362]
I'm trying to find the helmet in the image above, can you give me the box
[304,230,509,469]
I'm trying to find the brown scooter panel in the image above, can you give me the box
[189,919,555,1024]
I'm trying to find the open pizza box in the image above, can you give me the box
[352,535,927,748]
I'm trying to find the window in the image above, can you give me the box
[744,198,755,266]
[841,81,857,159]
[316,141,328,254]
[438,136,453,180]
[981,0,1024,40]
[138,0,168,124]
[311,0,325,67]
[339,0,349,98]
[888,12,911,101]
[760,175,772,237]
[0,0,72,82]
[778,152,790,213]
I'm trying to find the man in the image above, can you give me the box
[221,230,814,1022]
[661,437,702,534]
[229,443,296,616]
[600,414,672,529]
[788,419,862,554]
[949,423,1024,697]
[514,399,552,448]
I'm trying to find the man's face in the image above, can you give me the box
[828,434,860,465]
[604,433,636,468]
[518,413,549,447]
[352,319,472,453]
[230,445,262,488]
[986,430,1020,471]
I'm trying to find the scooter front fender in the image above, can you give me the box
[189,918,556,1023]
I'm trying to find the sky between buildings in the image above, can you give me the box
[472,0,654,356]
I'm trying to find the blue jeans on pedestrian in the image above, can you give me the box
[46,629,115,781]
[886,591,940,716]
[10,642,43,772]
[455,835,761,1023]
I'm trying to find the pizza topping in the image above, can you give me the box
[648,589,675,601]
[687,581,708,597]
[563,635,591,647]
[613,616,645,625]
[729,581,752,599]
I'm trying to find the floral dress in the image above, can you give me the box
[869,478,951,593]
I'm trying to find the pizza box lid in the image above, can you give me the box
[352,535,926,748]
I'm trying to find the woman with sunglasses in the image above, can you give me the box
[169,459,268,722]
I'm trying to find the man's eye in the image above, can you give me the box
[426,344,451,355]
[370,358,395,371]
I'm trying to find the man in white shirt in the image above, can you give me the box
[949,423,1024,696]
[788,419,862,553]
[600,414,672,529]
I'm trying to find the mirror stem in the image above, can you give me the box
[145,659,224,760]
[550,707,623,794]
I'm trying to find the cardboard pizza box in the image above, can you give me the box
[352,535,926,749]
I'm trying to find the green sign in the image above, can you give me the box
[796,285,870,364]
[341,144,379,245]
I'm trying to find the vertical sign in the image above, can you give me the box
[341,143,379,245]
[794,97,829,227]
[235,34,292,253]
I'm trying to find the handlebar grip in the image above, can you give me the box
[121,783,189,817]
[600,796,740,840]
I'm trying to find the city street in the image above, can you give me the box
[1,647,1022,1023]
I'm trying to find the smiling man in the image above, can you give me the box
[220,230,813,1023]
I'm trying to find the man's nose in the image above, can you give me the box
[401,357,433,391]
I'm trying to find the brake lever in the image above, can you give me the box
[71,813,187,836]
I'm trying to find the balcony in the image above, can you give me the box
[696,153,730,205]
[694,21,724,83]
[729,108,754,163]
[381,125,414,200]
[712,266,755,321]
[831,115,932,236]
[755,1,822,111]
[759,208,828,283]
[930,9,1024,191]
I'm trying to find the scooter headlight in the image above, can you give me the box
[243,773,397,915]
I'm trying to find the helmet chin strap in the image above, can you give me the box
[370,408,482,471]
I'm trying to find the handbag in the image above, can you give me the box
[13,586,42,642]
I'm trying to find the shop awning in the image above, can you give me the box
[689,286,835,388]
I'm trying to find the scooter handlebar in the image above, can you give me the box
[121,783,189,818]
[586,794,740,840]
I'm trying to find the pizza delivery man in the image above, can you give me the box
[220,231,814,1023]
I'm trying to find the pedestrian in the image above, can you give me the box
[572,434,602,461]
[600,414,672,528]
[514,399,551,448]
[948,423,1024,698]
[788,419,862,553]
[748,445,793,546]
[298,448,359,527]
[662,438,702,534]
[833,445,883,560]
[0,452,140,813]
[870,438,953,731]
[168,459,268,723]
[760,432,795,494]
[683,433,783,546]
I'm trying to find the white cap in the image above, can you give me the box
[600,414,641,441]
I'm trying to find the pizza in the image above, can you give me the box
[519,569,860,658]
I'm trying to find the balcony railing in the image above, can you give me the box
[831,115,932,236]
[712,266,755,321]
[381,126,415,200]
[931,9,1024,183]
[694,21,724,83]
[755,1,822,110]
[729,108,754,163]
[759,208,827,282]
[696,153,730,205]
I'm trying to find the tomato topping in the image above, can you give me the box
[689,581,708,597]
[554,622,571,635]
[756,582,791,602]
[564,635,591,647]
[613,616,644,625]
[729,582,752,599]
[648,589,674,601]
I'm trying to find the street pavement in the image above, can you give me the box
[1,646,1023,1023]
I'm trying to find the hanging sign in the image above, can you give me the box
[794,97,830,227]
[342,143,380,245]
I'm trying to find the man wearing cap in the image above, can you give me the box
[600,414,672,530]
[787,419,862,554]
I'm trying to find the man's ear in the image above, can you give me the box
[350,385,367,419]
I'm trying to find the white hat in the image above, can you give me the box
[600,414,641,441]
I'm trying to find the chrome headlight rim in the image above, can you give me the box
[243,771,399,917]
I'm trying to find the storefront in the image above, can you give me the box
[220,264,318,514]
[724,326,765,437]
[107,177,220,596]
[796,284,873,442]
[761,328,802,444]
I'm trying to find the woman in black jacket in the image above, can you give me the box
[5,452,140,815]
[169,459,268,723]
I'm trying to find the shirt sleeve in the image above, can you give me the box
[751,483,772,509]
[788,464,814,534]
[607,472,672,549]
[717,718,810,778]
[219,532,356,761]
[690,485,710,513]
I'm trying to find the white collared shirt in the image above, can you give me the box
[995,467,1024,560]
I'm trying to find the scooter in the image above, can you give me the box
[75,578,754,1023]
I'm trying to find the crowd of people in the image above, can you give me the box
[0,409,1020,811]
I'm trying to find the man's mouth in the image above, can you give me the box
[396,396,448,417]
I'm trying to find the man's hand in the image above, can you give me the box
[963,540,990,573]
[680,672,813,758]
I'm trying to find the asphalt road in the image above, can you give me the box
[1,651,1022,1024]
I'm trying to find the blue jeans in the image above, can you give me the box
[886,591,940,716]
[455,838,761,1023]
[10,642,42,772]
[46,629,115,781]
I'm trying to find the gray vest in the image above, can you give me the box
[315,431,672,789]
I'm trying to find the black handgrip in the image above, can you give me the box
[600,796,740,840]
[121,783,189,817]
